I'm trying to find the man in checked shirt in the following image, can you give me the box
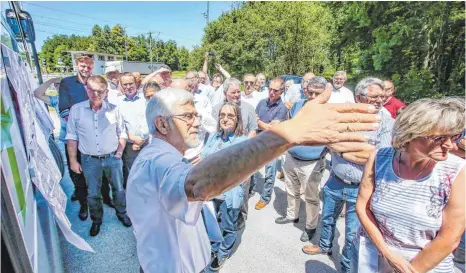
[303,77,395,273]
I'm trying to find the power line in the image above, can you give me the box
[32,14,97,28]
[24,2,199,43]
[34,21,90,33]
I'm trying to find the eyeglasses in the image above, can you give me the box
[185,76,199,80]
[244,81,255,86]
[219,113,237,120]
[422,132,464,144]
[269,88,282,93]
[86,88,107,96]
[170,112,202,125]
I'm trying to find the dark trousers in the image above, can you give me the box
[65,147,111,205]
[122,142,141,189]
[80,154,126,224]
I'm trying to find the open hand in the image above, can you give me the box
[272,83,380,146]
[385,252,419,273]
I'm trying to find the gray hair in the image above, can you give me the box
[392,97,465,150]
[355,77,385,96]
[222,77,242,94]
[333,71,347,80]
[307,76,328,89]
[146,88,194,135]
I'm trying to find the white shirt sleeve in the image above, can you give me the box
[65,105,78,140]
[116,108,128,140]
[158,157,202,225]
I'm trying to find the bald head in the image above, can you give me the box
[170,79,189,91]
[302,72,315,88]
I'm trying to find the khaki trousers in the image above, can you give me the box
[283,152,325,229]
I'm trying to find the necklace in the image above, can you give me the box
[396,150,432,180]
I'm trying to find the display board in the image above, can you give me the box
[1,44,93,254]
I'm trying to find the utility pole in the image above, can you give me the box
[124,26,128,61]
[201,1,210,27]
[155,32,160,63]
[149,32,153,72]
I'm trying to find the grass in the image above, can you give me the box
[171,71,186,79]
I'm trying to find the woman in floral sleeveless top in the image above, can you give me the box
[353,97,465,273]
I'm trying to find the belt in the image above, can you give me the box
[331,172,360,186]
[86,152,115,159]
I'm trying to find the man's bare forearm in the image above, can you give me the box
[67,140,79,162]
[117,138,127,153]
[141,71,157,86]
[185,131,291,201]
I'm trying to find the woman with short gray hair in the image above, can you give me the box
[353,97,465,272]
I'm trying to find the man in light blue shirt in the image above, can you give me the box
[303,77,395,273]
[117,73,149,188]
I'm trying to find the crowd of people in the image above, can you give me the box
[34,52,465,273]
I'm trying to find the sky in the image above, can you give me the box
[20,1,234,52]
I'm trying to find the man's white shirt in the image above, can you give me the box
[66,100,127,155]
[327,86,355,104]
[241,91,262,109]
[126,138,211,273]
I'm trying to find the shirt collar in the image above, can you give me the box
[267,98,282,107]
[123,93,142,102]
[150,137,184,157]
[85,100,109,110]
[216,131,236,143]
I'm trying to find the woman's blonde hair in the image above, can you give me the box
[392,97,465,149]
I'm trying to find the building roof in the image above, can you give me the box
[64,50,124,57]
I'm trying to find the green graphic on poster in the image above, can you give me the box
[1,97,26,221]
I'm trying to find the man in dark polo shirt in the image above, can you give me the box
[254,77,289,210]
[58,55,112,221]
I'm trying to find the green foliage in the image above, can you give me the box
[194,1,464,102]
[39,24,190,72]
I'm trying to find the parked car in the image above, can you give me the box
[265,74,302,87]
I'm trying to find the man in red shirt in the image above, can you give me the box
[383,80,406,118]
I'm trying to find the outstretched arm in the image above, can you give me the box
[185,92,381,202]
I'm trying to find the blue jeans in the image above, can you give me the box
[260,159,278,202]
[81,153,127,224]
[212,199,241,259]
[319,174,360,273]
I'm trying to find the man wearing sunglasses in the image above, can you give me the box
[285,72,316,109]
[241,74,262,109]
[254,78,289,210]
